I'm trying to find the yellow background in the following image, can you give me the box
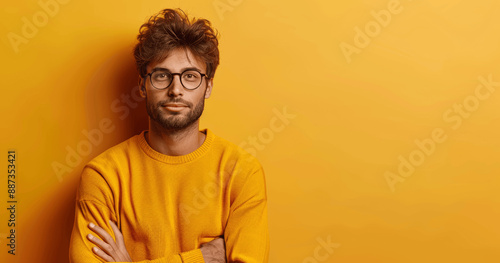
[1,0,500,262]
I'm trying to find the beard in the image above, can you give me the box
[146,94,205,132]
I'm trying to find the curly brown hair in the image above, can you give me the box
[133,8,219,81]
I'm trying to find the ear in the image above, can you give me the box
[205,78,213,99]
[139,78,147,98]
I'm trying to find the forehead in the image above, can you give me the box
[148,48,206,72]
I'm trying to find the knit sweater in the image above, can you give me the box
[69,128,270,262]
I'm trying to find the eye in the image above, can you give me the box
[182,71,201,82]
[153,72,170,81]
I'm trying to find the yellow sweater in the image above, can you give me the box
[69,128,270,262]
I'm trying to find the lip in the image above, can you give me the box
[164,103,187,107]
[163,103,187,112]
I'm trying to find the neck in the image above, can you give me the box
[145,120,206,156]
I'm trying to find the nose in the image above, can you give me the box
[167,74,184,97]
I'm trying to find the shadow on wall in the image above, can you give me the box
[20,43,148,262]
[83,43,149,141]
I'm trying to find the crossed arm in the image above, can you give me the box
[69,165,269,263]
[86,220,226,262]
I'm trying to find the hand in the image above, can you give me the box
[200,237,226,263]
[87,220,133,262]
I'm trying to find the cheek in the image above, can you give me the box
[145,91,161,103]
[193,93,206,106]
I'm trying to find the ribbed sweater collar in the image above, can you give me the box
[136,128,214,164]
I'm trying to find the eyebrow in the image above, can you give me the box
[152,66,202,72]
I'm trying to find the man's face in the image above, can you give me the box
[140,48,213,132]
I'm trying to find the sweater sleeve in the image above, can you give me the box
[224,166,270,262]
[69,167,205,263]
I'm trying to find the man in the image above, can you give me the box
[69,8,270,263]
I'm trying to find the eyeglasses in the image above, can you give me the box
[145,68,207,90]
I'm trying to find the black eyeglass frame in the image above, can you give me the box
[144,68,207,90]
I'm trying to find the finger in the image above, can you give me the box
[88,222,118,258]
[92,246,114,262]
[108,220,124,247]
[87,233,113,253]
[88,222,117,248]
